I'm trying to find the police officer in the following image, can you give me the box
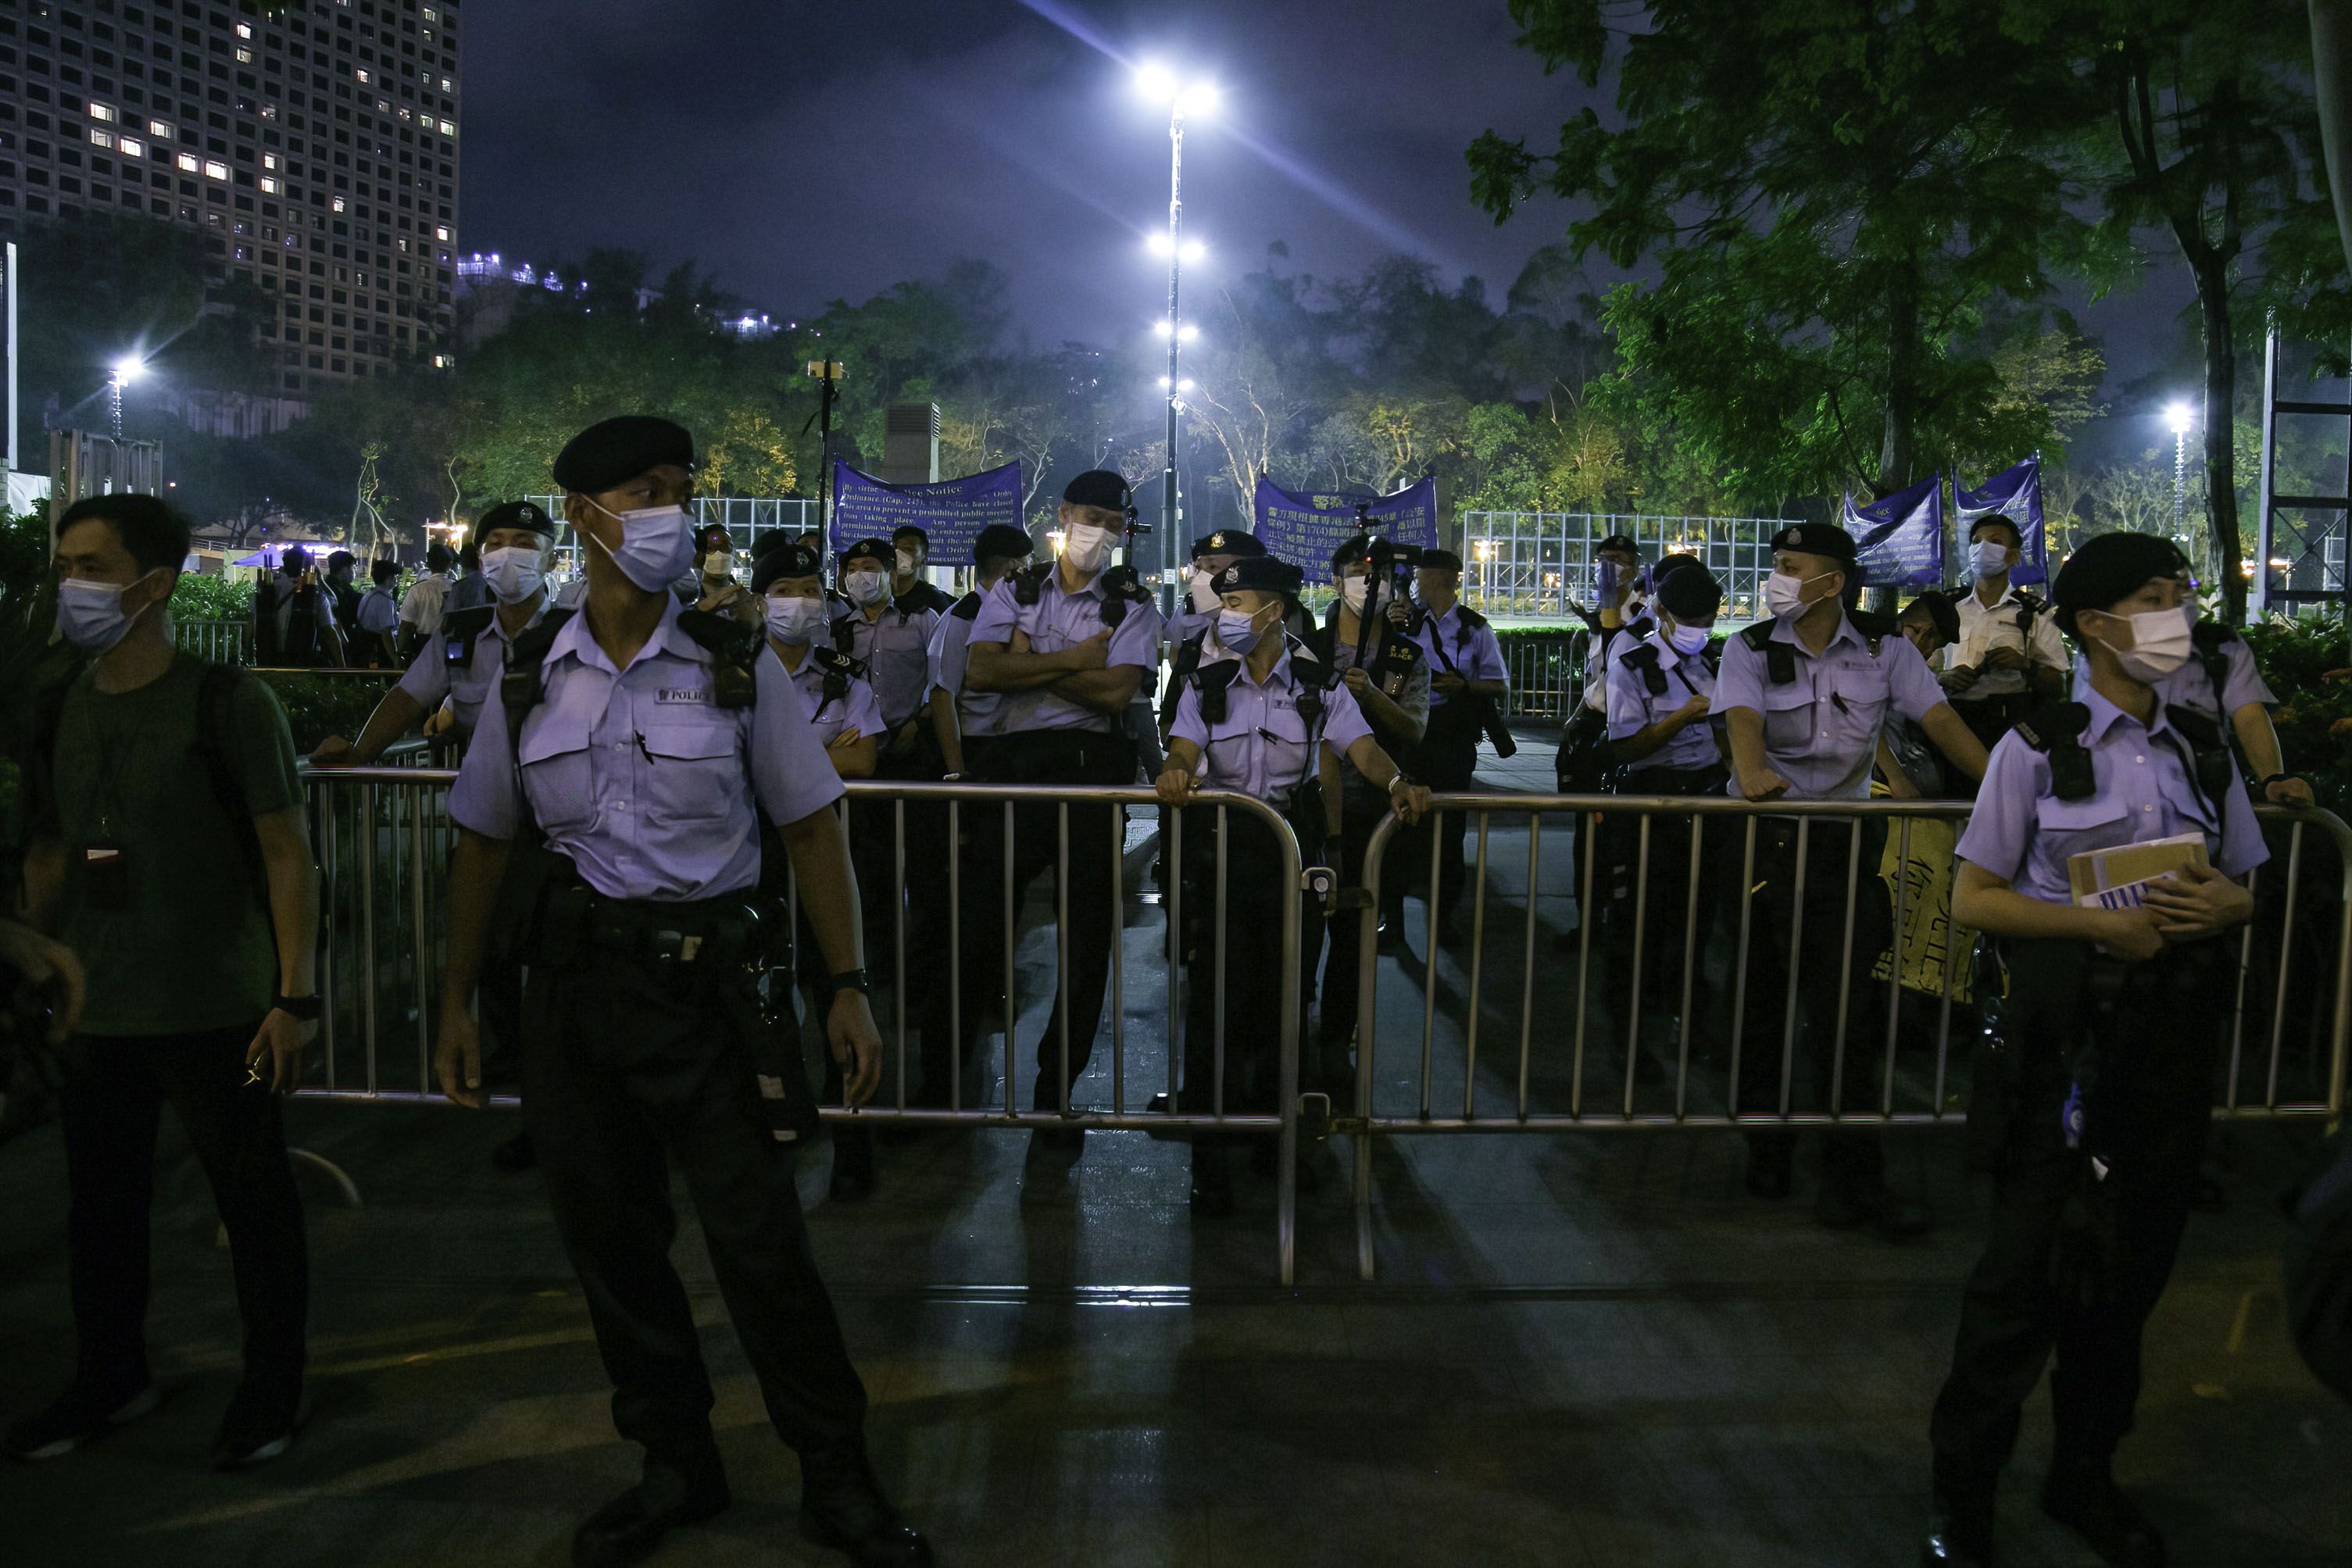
[1939,513,2068,751]
[965,471,1163,1148]
[1713,522,1989,1234]
[888,526,956,617]
[2067,544,2316,809]
[831,537,942,769]
[1878,591,1964,801]
[1306,534,1428,1083]
[1406,548,1510,945]
[929,523,1035,783]
[432,416,928,1567]
[1593,559,1730,1071]
[757,542,882,777]
[1160,530,1312,732]
[1923,530,2267,1568]
[1157,554,1429,1213]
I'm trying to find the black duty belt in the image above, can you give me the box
[535,876,763,971]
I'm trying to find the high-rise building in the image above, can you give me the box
[0,0,461,406]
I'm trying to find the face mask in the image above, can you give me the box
[1763,569,1833,618]
[894,548,919,575]
[1665,621,1710,655]
[587,501,696,593]
[844,569,888,607]
[55,574,149,652]
[1063,523,1114,573]
[2094,604,2195,681]
[483,546,547,605]
[1970,540,2012,577]
[766,597,830,645]
[1217,604,1274,656]
[1189,570,1221,613]
[1340,576,1383,616]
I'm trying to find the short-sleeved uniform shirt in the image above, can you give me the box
[45,657,302,1035]
[1605,634,1721,773]
[358,584,401,637]
[1170,644,1374,800]
[1325,623,1429,791]
[396,599,548,741]
[969,566,1163,734]
[400,573,451,636]
[1943,581,2068,699]
[833,596,939,732]
[2069,626,2275,726]
[1710,613,1947,800]
[449,594,843,902]
[928,595,1010,741]
[1413,603,1509,709]
[1957,687,2267,904]
[774,645,885,750]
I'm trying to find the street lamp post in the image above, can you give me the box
[2164,398,2195,545]
[1140,66,1214,616]
[109,355,145,441]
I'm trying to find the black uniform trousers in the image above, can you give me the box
[1178,805,1323,1126]
[61,1022,308,1398]
[1928,939,2229,1487]
[1592,764,1730,1032]
[1401,702,1482,923]
[959,728,1134,1113]
[1316,781,1392,1078]
[522,910,866,1473]
[1733,815,1896,1184]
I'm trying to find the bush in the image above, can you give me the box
[2243,610,2352,816]
[252,671,396,755]
[172,573,256,623]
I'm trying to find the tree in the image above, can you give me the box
[1468,0,2106,501]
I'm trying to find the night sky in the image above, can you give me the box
[461,0,2197,398]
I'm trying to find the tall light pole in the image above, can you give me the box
[1139,65,1214,613]
[2164,398,2195,545]
[109,354,145,441]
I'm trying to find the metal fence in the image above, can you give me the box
[1460,511,1787,623]
[1496,632,1578,721]
[176,619,252,664]
[1340,793,2352,1280]
[297,768,1312,1283]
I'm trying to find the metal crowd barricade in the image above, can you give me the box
[1344,793,2352,1280]
[296,769,1312,1284]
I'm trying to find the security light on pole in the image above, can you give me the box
[2164,399,2196,543]
[109,354,146,441]
[1139,61,1217,613]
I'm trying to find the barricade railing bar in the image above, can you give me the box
[1344,793,2352,1280]
[296,768,1309,1283]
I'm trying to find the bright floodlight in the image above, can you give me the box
[2164,399,2195,435]
[1181,80,1219,116]
[1176,377,1195,393]
[1135,62,1177,102]
[1180,239,1205,263]
[112,355,147,384]
[1158,376,1174,389]
[1147,231,1171,256]
[1153,319,1174,338]
[1178,323,1199,343]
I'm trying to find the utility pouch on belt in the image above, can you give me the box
[491,838,577,967]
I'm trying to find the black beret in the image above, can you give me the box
[2051,531,2191,636]
[1967,512,2023,543]
[551,416,696,494]
[839,537,891,568]
[1331,533,1374,570]
[470,499,556,552]
[1903,588,1961,645]
[1656,563,1723,620]
[973,524,1034,566]
[1062,469,1134,514]
[1596,533,1641,557]
[1189,529,1266,562]
[1212,556,1305,596]
[1650,552,1702,586]
[1420,548,1464,573]
[752,542,825,594]
[1769,523,1857,567]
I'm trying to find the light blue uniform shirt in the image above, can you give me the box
[1710,612,1947,800]
[1170,643,1374,800]
[396,597,547,740]
[1604,633,1722,773]
[1957,687,2266,905]
[969,566,1164,735]
[1411,603,1508,709]
[448,570,488,613]
[2068,624,2275,724]
[449,594,843,902]
[833,596,939,732]
[358,585,400,636]
[928,600,1010,741]
[773,645,885,749]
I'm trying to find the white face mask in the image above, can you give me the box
[843,569,888,607]
[483,546,548,605]
[894,547,919,576]
[1665,620,1710,655]
[1340,576,1384,616]
[587,501,696,592]
[1189,569,1221,613]
[766,596,830,645]
[2093,603,2196,682]
[1762,569,1835,618]
[1970,540,2013,578]
[1063,523,1114,574]
[55,574,152,652]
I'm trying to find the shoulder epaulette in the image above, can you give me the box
[951,590,983,622]
[1620,641,1669,697]
[676,608,765,709]
[1739,620,1775,652]
[1010,560,1053,606]
[1097,563,1152,627]
[2014,701,2095,800]
[810,644,863,678]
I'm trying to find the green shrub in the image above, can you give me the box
[2243,610,2352,816]
[252,670,395,754]
[172,573,256,623]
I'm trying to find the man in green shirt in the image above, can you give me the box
[5,495,321,1471]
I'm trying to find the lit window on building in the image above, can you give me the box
[90,130,116,149]
[149,119,172,137]
[261,176,280,194]
[119,136,143,158]
[90,103,117,123]
[204,159,228,180]
[177,152,200,172]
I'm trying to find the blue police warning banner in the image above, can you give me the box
[1845,473,1944,588]
[1954,455,2047,588]
[1253,473,1441,569]
[830,459,1021,559]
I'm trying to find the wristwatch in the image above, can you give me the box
[272,993,323,1022]
[1387,773,1417,799]
[821,968,872,1001]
